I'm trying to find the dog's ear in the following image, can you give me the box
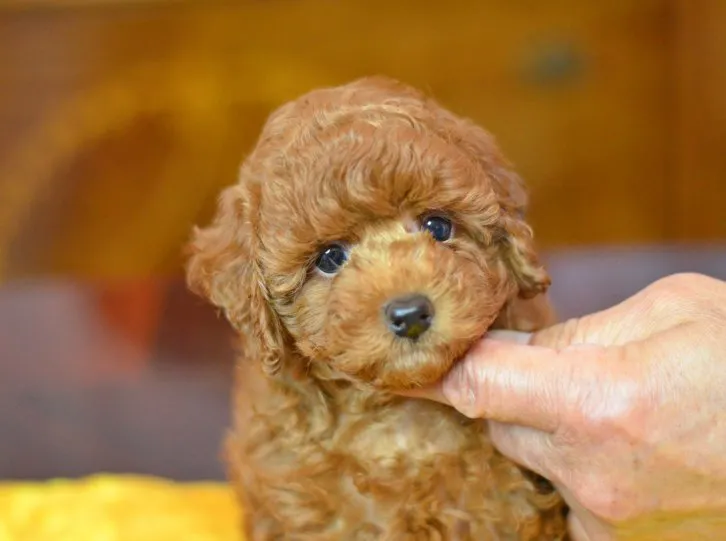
[185,181,285,374]
[438,114,550,299]
[489,166,551,300]
[488,181,555,331]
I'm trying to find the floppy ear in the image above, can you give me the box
[489,168,551,300]
[185,182,285,374]
[437,113,550,299]
[484,164,555,330]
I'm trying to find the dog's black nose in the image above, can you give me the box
[384,294,434,340]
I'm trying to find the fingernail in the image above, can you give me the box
[485,330,533,345]
[398,385,445,403]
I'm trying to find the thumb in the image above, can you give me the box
[411,330,616,432]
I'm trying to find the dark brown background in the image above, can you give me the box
[0,0,724,481]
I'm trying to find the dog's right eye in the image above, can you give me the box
[315,244,349,276]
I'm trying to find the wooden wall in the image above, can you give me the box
[0,0,724,282]
[673,1,726,241]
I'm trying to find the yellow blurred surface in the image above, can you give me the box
[0,475,242,541]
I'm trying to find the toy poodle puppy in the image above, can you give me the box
[186,76,568,540]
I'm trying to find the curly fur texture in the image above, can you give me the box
[186,76,568,540]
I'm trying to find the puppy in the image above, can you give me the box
[186,76,568,540]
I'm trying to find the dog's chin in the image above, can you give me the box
[338,335,484,393]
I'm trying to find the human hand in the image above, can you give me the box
[407,273,726,540]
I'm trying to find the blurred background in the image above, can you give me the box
[0,0,724,481]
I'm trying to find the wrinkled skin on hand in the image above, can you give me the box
[405,273,726,540]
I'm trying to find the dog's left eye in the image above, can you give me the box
[421,215,454,242]
[315,244,349,276]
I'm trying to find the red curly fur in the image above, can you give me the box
[186,76,568,540]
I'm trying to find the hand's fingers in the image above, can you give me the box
[440,337,601,431]
[406,327,644,432]
[488,420,555,479]
[401,330,533,404]
[404,334,585,431]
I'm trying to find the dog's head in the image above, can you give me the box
[186,76,549,391]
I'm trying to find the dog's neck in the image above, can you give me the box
[276,356,400,416]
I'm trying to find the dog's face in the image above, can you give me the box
[187,77,550,391]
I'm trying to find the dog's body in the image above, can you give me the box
[187,77,568,540]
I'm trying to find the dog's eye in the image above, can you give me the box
[421,215,454,242]
[315,244,349,276]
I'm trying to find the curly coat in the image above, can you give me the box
[186,76,568,540]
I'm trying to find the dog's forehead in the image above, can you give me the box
[244,80,509,272]
[251,127,499,270]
